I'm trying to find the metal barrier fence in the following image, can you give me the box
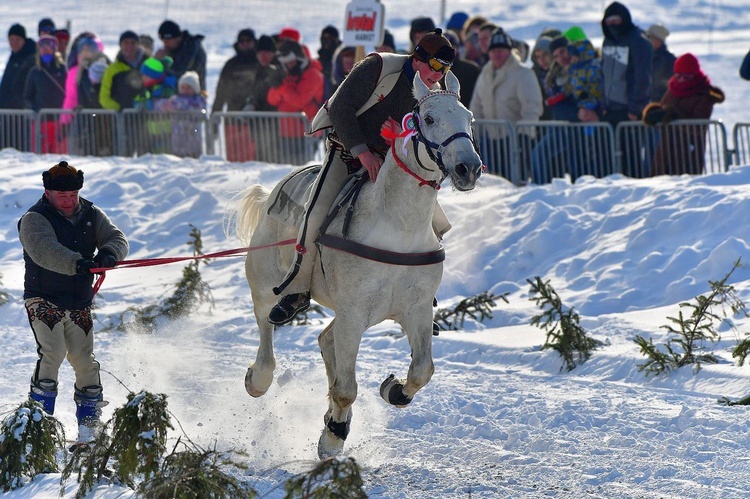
[208,111,318,165]
[516,121,617,184]
[615,120,728,178]
[733,122,750,166]
[0,110,740,181]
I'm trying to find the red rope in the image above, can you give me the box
[391,141,440,190]
[91,238,296,296]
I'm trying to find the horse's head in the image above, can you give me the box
[412,71,483,191]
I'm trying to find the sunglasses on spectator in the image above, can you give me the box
[427,57,451,74]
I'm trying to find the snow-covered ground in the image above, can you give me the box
[3,1,750,497]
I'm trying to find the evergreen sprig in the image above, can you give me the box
[528,276,601,371]
[139,439,252,498]
[636,258,743,376]
[114,224,215,332]
[283,456,367,498]
[433,291,509,331]
[61,391,173,498]
[0,401,65,491]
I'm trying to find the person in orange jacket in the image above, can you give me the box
[266,39,323,164]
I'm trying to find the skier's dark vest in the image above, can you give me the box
[20,196,97,309]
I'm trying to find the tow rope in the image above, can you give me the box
[91,238,296,296]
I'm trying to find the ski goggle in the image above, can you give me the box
[427,57,451,74]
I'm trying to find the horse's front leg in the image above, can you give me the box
[245,309,276,397]
[318,319,336,389]
[318,316,365,459]
[381,306,435,407]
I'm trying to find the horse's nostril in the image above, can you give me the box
[456,163,469,177]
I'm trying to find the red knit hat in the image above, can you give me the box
[278,27,301,42]
[674,53,701,75]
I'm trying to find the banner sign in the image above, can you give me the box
[342,0,385,48]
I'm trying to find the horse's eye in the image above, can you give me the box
[424,115,435,125]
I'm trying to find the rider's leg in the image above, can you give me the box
[269,146,351,325]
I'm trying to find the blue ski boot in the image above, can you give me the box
[29,378,57,415]
[74,385,108,446]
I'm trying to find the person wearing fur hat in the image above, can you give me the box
[267,29,457,325]
[470,27,543,180]
[642,53,724,176]
[155,20,206,92]
[19,160,129,446]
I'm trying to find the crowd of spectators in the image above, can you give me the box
[0,5,734,179]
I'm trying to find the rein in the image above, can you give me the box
[391,140,441,190]
[91,238,296,296]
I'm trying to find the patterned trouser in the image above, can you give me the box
[25,297,101,389]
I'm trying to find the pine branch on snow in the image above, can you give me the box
[637,258,745,376]
[0,400,65,491]
[528,276,602,371]
[112,224,215,333]
[433,291,509,331]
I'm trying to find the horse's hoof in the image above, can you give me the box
[244,368,267,397]
[318,429,345,459]
[380,374,412,407]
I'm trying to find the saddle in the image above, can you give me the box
[267,164,452,241]
[266,165,365,232]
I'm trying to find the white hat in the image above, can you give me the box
[178,71,201,95]
[646,24,669,42]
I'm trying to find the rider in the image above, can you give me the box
[268,29,456,325]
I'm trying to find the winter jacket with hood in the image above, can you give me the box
[567,39,604,113]
[600,1,653,117]
[267,55,323,138]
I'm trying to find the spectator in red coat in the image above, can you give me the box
[267,39,323,164]
[642,53,724,176]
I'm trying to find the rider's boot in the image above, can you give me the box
[268,292,311,325]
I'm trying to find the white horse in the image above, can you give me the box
[234,71,482,458]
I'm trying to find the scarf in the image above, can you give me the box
[668,72,710,98]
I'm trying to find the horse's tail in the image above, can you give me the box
[227,185,271,245]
